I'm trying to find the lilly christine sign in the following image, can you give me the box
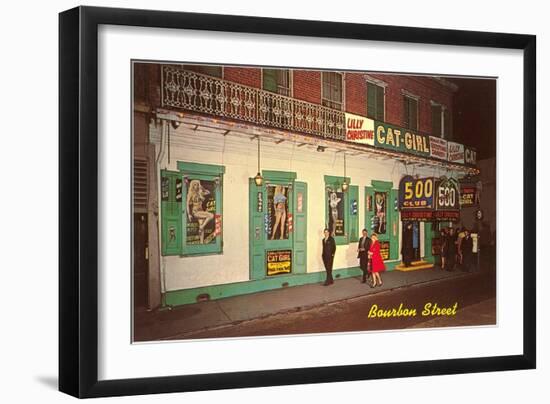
[266,250,292,276]
[398,176,435,209]
[448,141,465,164]
[345,113,375,145]
[375,121,430,157]
[429,136,448,160]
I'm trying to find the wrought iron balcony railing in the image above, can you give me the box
[162,66,346,141]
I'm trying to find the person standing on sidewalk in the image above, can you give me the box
[357,229,372,283]
[368,233,386,287]
[445,227,457,271]
[401,222,414,267]
[322,228,336,286]
[461,228,474,272]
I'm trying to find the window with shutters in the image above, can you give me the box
[431,103,452,139]
[160,162,225,256]
[322,72,343,110]
[262,69,291,96]
[366,82,385,121]
[403,95,419,130]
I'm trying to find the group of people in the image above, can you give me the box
[321,228,385,287]
[439,226,477,272]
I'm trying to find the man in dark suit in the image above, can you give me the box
[357,229,372,283]
[322,228,336,286]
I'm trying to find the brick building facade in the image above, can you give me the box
[133,62,477,310]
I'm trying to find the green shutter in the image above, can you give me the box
[293,181,308,274]
[263,69,278,93]
[376,85,385,121]
[249,179,266,280]
[365,186,375,234]
[367,82,376,119]
[410,99,418,130]
[349,185,359,242]
[161,170,182,256]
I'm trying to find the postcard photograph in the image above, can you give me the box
[132,62,496,342]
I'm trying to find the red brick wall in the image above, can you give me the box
[345,73,367,116]
[293,70,321,104]
[223,67,261,88]
[369,74,454,134]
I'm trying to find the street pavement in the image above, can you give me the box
[134,265,495,342]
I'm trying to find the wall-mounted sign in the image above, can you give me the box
[435,177,460,211]
[328,189,345,237]
[465,147,477,166]
[345,113,375,145]
[351,199,358,215]
[186,178,217,245]
[257,191,263,212]
[374,121,431,157]
[448,141,465,164]
[379,240,390,260]
[266,250,292,276]
[374,191,387,234]
[401,210,460,222]
[459,183,478,207]
[398,176,435,209]
[429,136,448,160]
[267,184,290,240]
[297,192,303,213]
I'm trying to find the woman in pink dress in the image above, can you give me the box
[368,233,386,287]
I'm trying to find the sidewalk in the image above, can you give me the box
[134,267,470,341]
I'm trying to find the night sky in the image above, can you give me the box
[450,77,497,160]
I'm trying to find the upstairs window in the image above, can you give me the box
[431,103,452,139]
[322,72,343,110]
[263,69,291,96]
[403,95,419,130]
[367,82,385,121]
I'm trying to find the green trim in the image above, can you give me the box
[177,161,226,175]
[371,180,393,190]
[324,175,351,185]
[165,262,402,307]
[262,170,297,182]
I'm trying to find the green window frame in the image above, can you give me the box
[262,68,291,96]
[160,162,225,256]
[367,82,385,121]
[324,175,354,245]
[403,95,419,130]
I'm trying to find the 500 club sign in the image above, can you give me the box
[434,177,460,222]
[398,176,435,209]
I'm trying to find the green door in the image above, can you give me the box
[293,181,307,274]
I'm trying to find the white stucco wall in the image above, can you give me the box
[151,123,451,292]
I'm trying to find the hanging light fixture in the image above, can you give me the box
[342,151,349,192]
[254,136,263,186]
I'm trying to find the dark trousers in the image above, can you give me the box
[462,253,473,272]
[445,253,456,271]
[323,256,334,283]
[359,256,370,282]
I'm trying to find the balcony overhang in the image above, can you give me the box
[154,108,479,176]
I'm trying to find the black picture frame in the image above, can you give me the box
[59,6,536,398]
